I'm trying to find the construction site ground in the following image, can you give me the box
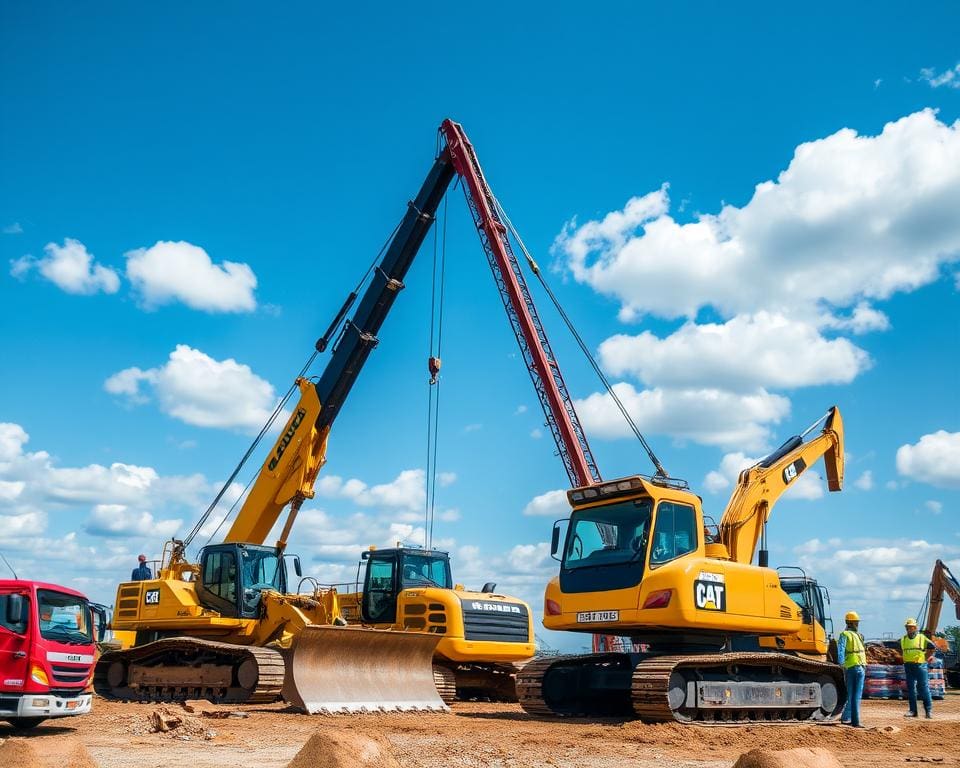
[2,693,958,767]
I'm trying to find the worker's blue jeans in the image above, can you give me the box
[904,662,932,715]
[842,665,864,725]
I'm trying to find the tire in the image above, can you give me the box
[9,717,46,730]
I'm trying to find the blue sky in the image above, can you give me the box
[1,3,958,650]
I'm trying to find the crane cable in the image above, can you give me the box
[183,219,404,553]
[492,198,671,480]
[424,195,448,550]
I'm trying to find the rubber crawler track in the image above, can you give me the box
[94,637,285,705]
[444,662,519,703]
[432,665,458,704]
[518,652,846,724]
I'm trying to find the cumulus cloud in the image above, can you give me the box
[315,469,427,513]
[85,504,182,538]
[921,63,960,89]
[10,239,120,295]
[105,345,282,433]
[574,383,789,451]
[598,313,871,392]
[125,240,257,312]
[896,431,960,489]
[854,470,874,491]
[523,489,570,517]
[3,222,23,235]
[925,500,943,515]
[556,110,960,325]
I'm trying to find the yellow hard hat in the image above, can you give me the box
[905,617,918,627]
[844,611,860,622]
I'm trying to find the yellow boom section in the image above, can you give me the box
[224,379,329,547]
[719,406,844,564]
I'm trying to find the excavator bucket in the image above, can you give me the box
[282,624,449,714]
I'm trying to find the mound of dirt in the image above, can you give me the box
[733,746,843,768]
[147,707,216,741]
[65,742,99,768]
[286,730,399,768]
[0,739,44,768]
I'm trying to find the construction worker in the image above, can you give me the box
[837,610,866,727]
[130,554,152,581]
[901,617,935,719]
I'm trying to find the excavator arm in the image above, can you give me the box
[922,559,960,638]
[719,406,844,564]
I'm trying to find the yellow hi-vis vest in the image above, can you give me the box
[840,630,866,668]
[901,633,930,664]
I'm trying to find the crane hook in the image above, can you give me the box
[428,356,442,385]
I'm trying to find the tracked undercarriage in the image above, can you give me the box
[432,662,520,704]
[517,652,845,723]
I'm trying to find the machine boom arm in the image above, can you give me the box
[719,407,844,564]
[922,559,960,637]
[223,120,599,547]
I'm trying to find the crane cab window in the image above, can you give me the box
[363,557,398,623]
[650,501,697,566]
[203,550,237,604]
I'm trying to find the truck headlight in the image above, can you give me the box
[30,664,49,686]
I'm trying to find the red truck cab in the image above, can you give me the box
[0,580,95,729]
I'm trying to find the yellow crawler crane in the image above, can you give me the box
[517,408,848,723]
[334,546,534,702]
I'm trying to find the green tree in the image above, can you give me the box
[943,625,960,652]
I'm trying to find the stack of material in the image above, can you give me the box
[866,644,902,664]
[928,657,946,700]
[864,662,905,699]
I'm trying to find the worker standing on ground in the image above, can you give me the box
[837,610,866,728]
[130,554,152,581]
[901,617,935,719]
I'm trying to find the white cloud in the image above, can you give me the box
[85,504,182,538]
[514,405,528,415]
[530,428,543,439]
[125,240,257,312]
[12,239,120,295]
[896,431,960,489]
[556,110,960,325]
[105,345,282,433]
[920,63,960,89]
[574,383,790,451]
[438,472,457,487]
[523,488,570,517]
[3,222,23,234]
[925,500,943,515]
[854,470,874,491]
[598,313,871,392]
[463,423,482,433]
[315,469,426,512]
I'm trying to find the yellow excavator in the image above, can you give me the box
[95,119,545,712]
[517,408,849,723]
[335,546,532,701]
[919,559,960,687]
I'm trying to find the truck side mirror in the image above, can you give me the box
[550,520,568,561]
[6,594,24,628]
[294,556,302,578]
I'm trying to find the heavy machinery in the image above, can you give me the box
[336,546,532,701]
[515,409,848,722]
[95,118,561,712]
[919,559,960,686]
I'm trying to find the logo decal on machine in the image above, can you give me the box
[694,572,726,611]
[268,408,307,471]
[144,589,160,605]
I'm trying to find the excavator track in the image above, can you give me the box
[433,665,458,704]
[94,637,285,705]
[518,652,845,724]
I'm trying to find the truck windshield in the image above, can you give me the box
[37,590,93,645]
[563,498,653,570]
[400,553,452,588]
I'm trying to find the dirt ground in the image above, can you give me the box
[2,693,958,768]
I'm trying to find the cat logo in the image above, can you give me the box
[694,579,726,611]
[144,589,160,605]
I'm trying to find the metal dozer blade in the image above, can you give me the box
[281,625,449,714]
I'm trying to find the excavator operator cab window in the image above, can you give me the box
[362,556,398,624]
[563,498,653,570]
[237,546,283,618]
[399,553,452,589]
[649,501,697,566]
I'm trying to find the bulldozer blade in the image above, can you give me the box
[281,624,449,714]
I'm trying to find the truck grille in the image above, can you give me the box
[460,599,529,643]
[51,664,90,684]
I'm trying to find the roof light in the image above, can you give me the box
[570,490,584,501]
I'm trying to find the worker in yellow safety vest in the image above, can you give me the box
[901,617,935,719]
[837,610,866,728]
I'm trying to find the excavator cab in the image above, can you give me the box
[196,543,301,619]
[360,548,453,624]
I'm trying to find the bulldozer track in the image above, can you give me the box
[433,665,457,704]
[447,662,520,703]
[94,637,285,705]
[518,651,846,724]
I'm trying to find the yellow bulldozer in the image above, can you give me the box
[335,546,533,701]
